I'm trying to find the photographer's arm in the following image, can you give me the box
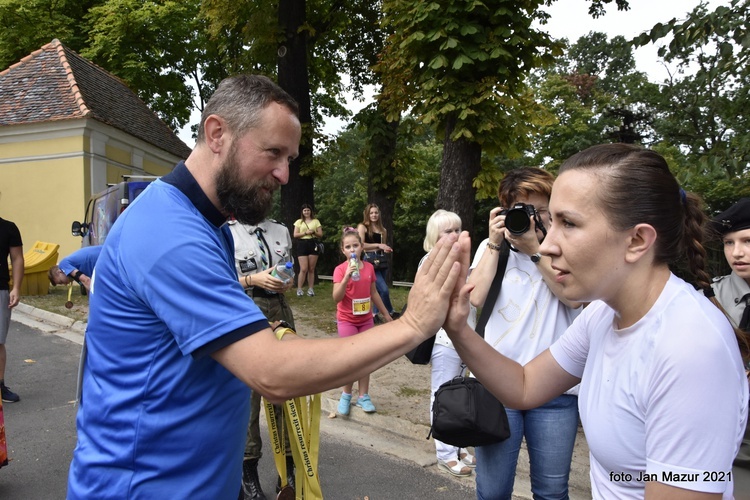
[468,207,505,308]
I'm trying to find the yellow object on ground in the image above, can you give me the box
[9,241,59,296]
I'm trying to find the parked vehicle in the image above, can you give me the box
[71,176,157,247]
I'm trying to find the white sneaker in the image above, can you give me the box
[296,289,304,297]
[307,288,315,297]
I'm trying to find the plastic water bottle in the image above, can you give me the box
[271,261,295,284]
[350,253,360,281]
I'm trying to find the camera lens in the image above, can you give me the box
[505,208,531,235]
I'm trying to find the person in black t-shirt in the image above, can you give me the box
[0,217,23,403]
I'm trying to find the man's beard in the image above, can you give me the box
[215,149,276,225]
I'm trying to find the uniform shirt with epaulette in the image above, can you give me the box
[228,219,293,285]
[711,272,750,329]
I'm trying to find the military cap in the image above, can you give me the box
[711,198,750,236]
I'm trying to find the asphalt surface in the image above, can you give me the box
[0,306,478,499]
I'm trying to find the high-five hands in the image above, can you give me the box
[401,231,472,339]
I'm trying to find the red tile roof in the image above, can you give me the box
[0,39,192,159]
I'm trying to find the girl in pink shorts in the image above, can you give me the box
[332,227,392,415]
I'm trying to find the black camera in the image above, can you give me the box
[501,203,539,236]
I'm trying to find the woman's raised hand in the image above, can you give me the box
[444,232,474,336]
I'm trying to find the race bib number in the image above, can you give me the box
[352,297,371,315]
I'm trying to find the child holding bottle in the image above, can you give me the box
[333,227,393,415]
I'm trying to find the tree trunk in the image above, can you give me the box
[436,113,481,236]
[367,106,399,284]
[278,0,314,231]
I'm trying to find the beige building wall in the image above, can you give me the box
[0,118,185,270]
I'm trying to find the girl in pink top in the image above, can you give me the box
[332,227,392,415]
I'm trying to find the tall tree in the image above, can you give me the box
[377,0,561,234]
[202,0,386,230]
[0,0,103,68]
[83,0,207,130]
[276,0,314,229]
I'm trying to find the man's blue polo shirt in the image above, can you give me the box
[68,163,269,499]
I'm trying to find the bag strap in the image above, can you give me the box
[475,240,510,338]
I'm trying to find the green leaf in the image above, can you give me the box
[452,54,473,70]
[440,37,458,50]
[429,54,448,69]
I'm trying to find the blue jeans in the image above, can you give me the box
[476,394,579,500]
[372,268,394,316]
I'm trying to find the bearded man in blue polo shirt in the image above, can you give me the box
[67,74,468,499]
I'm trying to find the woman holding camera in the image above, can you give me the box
[467,167,583,499]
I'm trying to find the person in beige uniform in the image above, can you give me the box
[710,198,750,499]
[229,218,296,499]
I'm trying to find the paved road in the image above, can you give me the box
[0,318,476,499]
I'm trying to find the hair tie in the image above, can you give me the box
[342,226,356,234]
[703,286,715,299]
[679,188,687,206]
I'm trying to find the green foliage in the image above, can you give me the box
[632,0,750,184]
[82,0,204,130]
[526,33,659,170]
[314,115,444,280]
[377,0,562,155]
[583,0,631,18]
[0,0,101,69]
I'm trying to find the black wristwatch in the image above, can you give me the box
[530,253,542,264]
[274,320,293,331]
[70,270,83,283]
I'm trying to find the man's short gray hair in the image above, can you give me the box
[196,75,299,143]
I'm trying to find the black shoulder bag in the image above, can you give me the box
[429,240,512,448]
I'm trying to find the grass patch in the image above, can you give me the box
[20,284,89,323]
[397,386,430,398]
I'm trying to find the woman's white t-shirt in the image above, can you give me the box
[550,273,748,499]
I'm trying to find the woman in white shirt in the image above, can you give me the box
[445,144,749,499]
